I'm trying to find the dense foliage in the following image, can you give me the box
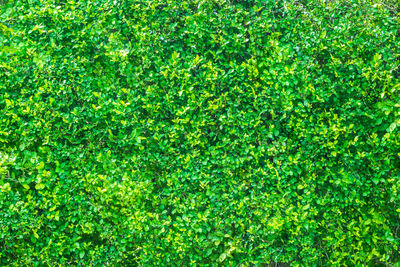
[1,0,400,265]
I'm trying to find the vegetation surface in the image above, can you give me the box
[1,0,400,265]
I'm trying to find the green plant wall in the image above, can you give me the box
[1,0,400,265]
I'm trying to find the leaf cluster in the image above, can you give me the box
[1,0,400,265]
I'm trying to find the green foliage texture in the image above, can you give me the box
[1,0,400,265]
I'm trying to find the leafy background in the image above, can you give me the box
[1,0,400,265]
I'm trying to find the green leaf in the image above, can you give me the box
[35,183,45,190]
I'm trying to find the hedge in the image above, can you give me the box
[1,0,400,265]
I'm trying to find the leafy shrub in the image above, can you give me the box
[1,0,400,265]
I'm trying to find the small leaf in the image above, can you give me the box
[389,122,397,133]
[36,161,45,170]
[218,252,227,262]
[35,183,45,190]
